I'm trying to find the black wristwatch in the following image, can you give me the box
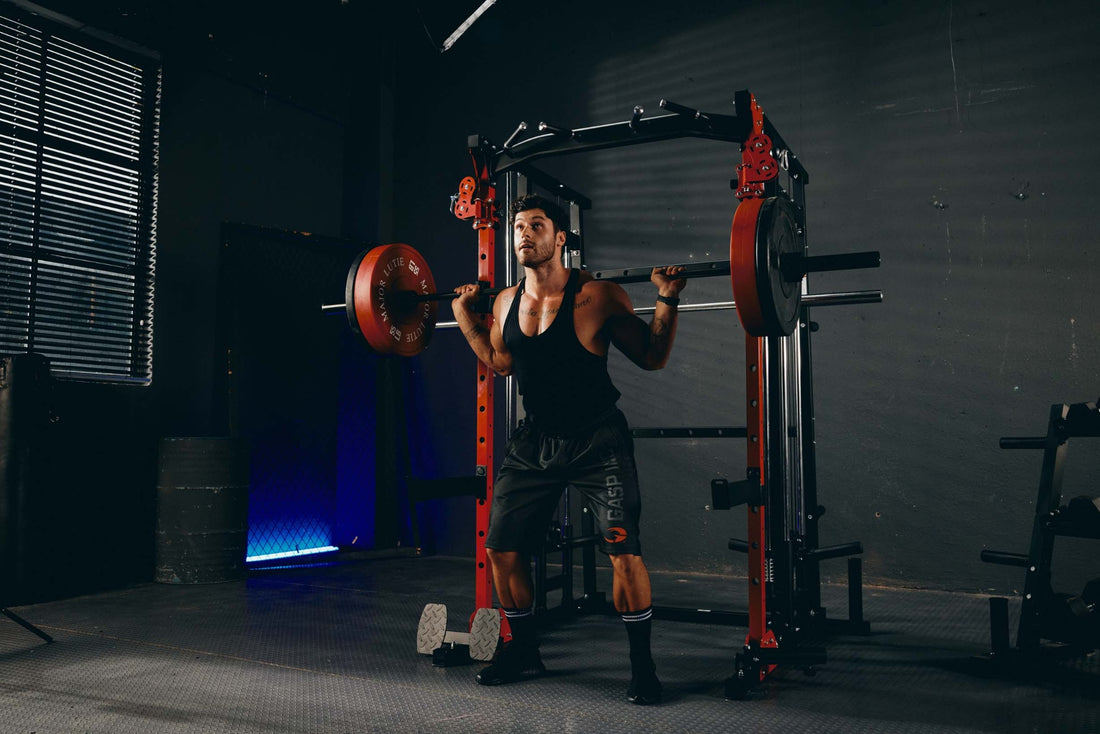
[656,295,679,307]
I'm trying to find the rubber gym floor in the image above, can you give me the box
[0,555,1096,734]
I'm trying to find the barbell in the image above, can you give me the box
[324,196,881,356]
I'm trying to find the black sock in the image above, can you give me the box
[503,607,536,647]
[622,607,654,672]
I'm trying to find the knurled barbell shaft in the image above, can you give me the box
[321,251,880,313]
[323,250,875,312]
[323,258,733,312]
[419,257,735,302]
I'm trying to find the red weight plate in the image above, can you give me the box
[730,197,767,336]
[349,243,438,356]
[730,197,801,337]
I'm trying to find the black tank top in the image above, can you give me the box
[503,269,621,433]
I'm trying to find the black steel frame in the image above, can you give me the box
[481,93,871,687]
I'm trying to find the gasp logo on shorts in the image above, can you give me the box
[604,527,628,544]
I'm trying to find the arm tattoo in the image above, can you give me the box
[465,323,487,339]
[651,317,670,337]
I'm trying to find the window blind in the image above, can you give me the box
[0,9,159,384]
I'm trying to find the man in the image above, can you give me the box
[451,194,685,705]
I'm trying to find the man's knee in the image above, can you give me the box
[609,553,646,577]
[486,547,522,571]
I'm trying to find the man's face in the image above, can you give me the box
[513,208,565,268]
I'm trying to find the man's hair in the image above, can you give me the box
[509,194,570,233]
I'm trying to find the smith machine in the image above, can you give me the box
[332,90,882,698]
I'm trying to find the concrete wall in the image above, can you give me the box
[393,0,1100,593]
[15,0,1097,596]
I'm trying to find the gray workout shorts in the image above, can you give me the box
[485,408,642,556]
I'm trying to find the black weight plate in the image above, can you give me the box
[753,196,801,336]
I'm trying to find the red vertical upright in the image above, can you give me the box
[744,336,777,670]
[472,184,495,612]
[731,91,781,682]
[452,150,501,613]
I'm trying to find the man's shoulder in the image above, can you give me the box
[576,270,616,292]
[491,282,521,316]
[575,273,630,313]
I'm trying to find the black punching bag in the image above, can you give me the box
[0,354,54,604]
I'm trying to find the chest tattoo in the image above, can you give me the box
[522,304,559,318]
[522,294,589,319]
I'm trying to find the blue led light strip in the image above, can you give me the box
[246,545,339,563]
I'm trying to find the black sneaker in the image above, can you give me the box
[627,665,662,705]
[475,642,546,686]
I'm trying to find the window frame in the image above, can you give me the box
[0,0,161,385]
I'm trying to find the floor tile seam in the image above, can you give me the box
[10,626,729,732]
